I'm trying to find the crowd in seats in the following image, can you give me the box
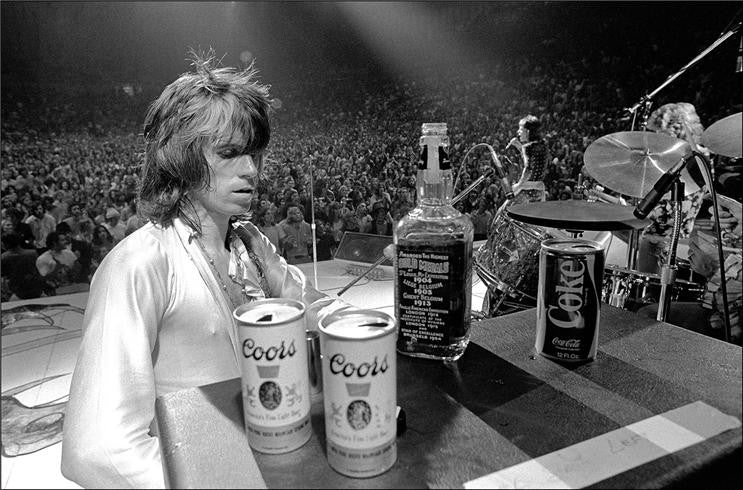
[2,28,740,298]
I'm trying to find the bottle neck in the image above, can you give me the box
[417,131,451,206]
[416,168,453,206]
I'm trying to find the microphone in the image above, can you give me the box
[736,34,742,73]
[505,137,519,150]
[634,153,695,219]
[489,147,515,199]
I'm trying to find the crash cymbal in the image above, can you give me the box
[702,112,742,159]
[584,131,698,197]
[506,201,650,231]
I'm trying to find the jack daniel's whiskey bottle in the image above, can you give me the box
[394,123,474,361]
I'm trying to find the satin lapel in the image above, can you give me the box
[173,219,241,366]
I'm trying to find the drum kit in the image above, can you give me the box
[475,112,742,318]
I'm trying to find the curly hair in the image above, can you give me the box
[138,49,273,232]
[646,102,704,147]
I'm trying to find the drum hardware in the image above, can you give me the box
[675,258,707,285]
[601,265,704,311]
[573,173,586,201]
[630,148,701,323]
[656,179,685,323]
[627,229,641,272]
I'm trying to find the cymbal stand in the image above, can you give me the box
[627,229,640,270]
[657,179,684,322]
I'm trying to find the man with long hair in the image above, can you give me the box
[61,51,351,488]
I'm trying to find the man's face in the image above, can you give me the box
[374,208,386,224]
[287,206,303,223]
[55,234,71,251]
[193,139,261,219]
[518,123,529,143]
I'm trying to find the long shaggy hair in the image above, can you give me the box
[646,102,704,147]
[138,49,273,232]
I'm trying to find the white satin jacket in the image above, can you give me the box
[61,218,349,488]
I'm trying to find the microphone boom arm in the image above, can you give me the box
[626,21,741,116]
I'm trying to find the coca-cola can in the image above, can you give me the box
[233,299,311,454]
[536,239,604,362]
[318,309,397,478]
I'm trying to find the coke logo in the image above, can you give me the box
[547,258,585,329]
[552,337,581,348]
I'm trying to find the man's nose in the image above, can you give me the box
[240,155,259,178]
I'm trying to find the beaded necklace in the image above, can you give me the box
[193,235,246,309]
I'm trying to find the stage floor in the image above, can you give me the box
[0,237,635,488]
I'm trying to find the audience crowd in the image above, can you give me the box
[2,28,740,306]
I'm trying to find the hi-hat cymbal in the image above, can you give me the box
[506,200,650,231]
[702,112,742,159]
[584,131,698,197]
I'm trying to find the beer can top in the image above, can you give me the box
[233,298,305,326]
[319,309,396,341]
[541,238,603,255]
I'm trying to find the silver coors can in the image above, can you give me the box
[319,309,397,478]
[536,239,604,362]
[234,299,311,453]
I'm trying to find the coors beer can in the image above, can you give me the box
[318,309,397,478]
[536,239,604,362]
[234,299,311,453]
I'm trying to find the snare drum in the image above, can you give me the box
[601,265,704,311]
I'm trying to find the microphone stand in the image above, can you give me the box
[625,21,741,123]
[451,167,495,206]
[623,20,741,272]
[308,160,318,289]
[657,179,684,322]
